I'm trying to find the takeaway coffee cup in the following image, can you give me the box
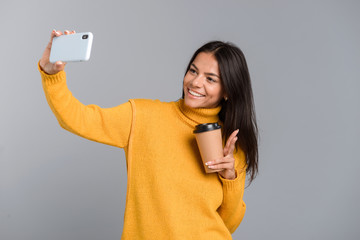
[193,123,224,173]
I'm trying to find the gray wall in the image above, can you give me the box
[1,0,359,239]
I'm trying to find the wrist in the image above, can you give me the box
[39,60,46,72]
[38,61,61,75]
[220,169,237,180]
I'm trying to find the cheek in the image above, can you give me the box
[183,74,190,86]
[207,85,223,98]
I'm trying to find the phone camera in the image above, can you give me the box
[82,34,89,40]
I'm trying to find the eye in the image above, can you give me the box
[207,77,216,82]
[189,68,197,74]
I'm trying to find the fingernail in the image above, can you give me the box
[205,162,211,165]
[208,165,214,169]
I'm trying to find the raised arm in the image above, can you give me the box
[39,30,132,148]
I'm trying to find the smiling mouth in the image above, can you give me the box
[188,88,205,97]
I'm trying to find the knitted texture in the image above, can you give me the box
[39,65,247,240]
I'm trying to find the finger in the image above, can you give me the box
[225,129,239,150]
[206,162,224,171]
[45,29,57,51]
[53,61,66,72]
[206,156,234,166]
[49,29,64,48]
[227,136,238,156]
[224,129,239,155]
[40,30,67,74]
[55,30,63,36]
[47,30,62,48]
[50,29,56,40]
[207,162,233,170]
[40,30,57,69]
[65,30,77,35]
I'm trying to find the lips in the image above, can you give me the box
[188,88,205,97]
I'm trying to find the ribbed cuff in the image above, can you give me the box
[218,169,245,191]
[38,61,66,85]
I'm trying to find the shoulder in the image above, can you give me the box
[128,99,179,125]
[129,99,175,110]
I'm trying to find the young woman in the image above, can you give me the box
[39,30,258,240]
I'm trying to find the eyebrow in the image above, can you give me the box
[191,63,220,78]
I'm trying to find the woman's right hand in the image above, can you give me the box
[39,29,75,75]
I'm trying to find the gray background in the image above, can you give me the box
[1,0,359,239]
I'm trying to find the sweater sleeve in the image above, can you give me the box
[217,149,247,234]
[39,64,132,148]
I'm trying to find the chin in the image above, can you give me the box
[184,99,196,108]
[184,98,201,108]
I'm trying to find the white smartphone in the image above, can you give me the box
[49,32,93,63]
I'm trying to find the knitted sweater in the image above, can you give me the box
[39,66,247,240]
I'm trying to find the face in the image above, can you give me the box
[183,52,226,108]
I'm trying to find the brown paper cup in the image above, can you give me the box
[194,123,224,173]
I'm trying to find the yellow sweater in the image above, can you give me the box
[39,66,247,240]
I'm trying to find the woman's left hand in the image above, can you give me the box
[205,129,239,180]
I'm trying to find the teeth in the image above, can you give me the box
[189,89,204,97]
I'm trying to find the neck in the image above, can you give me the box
[175,99,221,127]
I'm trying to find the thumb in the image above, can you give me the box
[54,61,66,72]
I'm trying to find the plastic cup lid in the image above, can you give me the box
[193,122,221,133]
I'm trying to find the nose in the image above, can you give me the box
[191,74,204,88]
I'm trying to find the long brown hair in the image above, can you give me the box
[183,41,259,184]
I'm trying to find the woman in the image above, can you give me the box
[39,30,258,240]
